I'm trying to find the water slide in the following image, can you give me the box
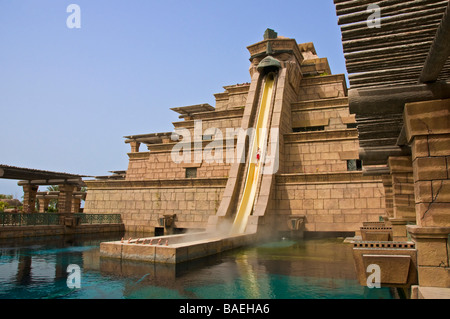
[100,72,279,265]
[230,73,275,234]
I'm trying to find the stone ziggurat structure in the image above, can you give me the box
[84,31,386,239]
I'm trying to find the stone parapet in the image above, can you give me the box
[390,218,414,242]
[352,240,418,288]
[360,226,393,241]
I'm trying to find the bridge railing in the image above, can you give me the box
[0,213,122,227]
[73,213,122,225]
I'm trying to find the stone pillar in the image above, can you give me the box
[71,197,81,213]
[381,174,394,221]
[58,185,76,213]
[388,156,416,241]
[38,197,50,213]
[22,185,38,213]
[129,141,141,153]
[405,98,450,288]
[70,187,83,213]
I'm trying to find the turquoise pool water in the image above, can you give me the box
[0,233,394,299]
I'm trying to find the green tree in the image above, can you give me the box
[43,186,87,212]
[0,194,20,212]
[80,186,87,205]
[47,185,59,212]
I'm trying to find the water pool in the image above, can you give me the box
[0,233,394,299]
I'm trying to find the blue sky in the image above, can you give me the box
[0,0,346,198]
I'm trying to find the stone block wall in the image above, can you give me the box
[268,67,384,234]
[172,116,243,137]
[405,99,450,227]
[284,138,359,174]
[84,182,225,233]
[291,101,354,131]
[274,174,385,233]
[388,156,416,222]
[404,98,450,288]
[301,57,332,76]
[297,75,348,101]
[126,150,232,181]
[285,76,359,174]
[214,84,250,111]
[381,175,394,219]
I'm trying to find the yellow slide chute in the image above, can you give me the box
[230,73,275,235]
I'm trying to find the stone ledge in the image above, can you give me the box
[352,243,418,287]
[412,286,450,299]
[127,152,151,160]
[284,129,358,143]
[172,112,244,129]
[100,232,257,264]
[388,156,413,173]
[143,139,239,153]
[291,97,349,111]
[404,98,450,143]
[353,241,415,249]
[407,225,450,239]
[300,73,347,87]
[85,178,228,189]
[276,172,381,185]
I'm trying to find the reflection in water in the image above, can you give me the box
[0,233,394,299]
[235,254,268,299]
[16,255,32,286]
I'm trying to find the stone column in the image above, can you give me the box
[388,156,416,241]
[405,98,450,288]
[381,174,394,221]
[129,141,141,153]
[71,197,81,213]
[58,185,76,213]
[22,185,38,213]
[70,187,83,213]
[38,197,50,213]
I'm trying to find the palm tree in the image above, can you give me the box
[46,185,59,212]
[44,186,87,212]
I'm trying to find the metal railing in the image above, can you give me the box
[0,213,122,227]
[73,213,122,225]
[0,213,59,226]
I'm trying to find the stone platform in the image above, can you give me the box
[100,232,257,264]
[412,286,450,299]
